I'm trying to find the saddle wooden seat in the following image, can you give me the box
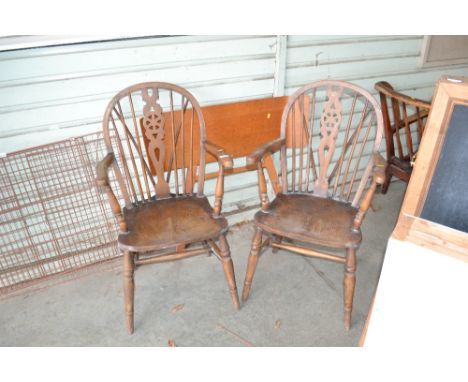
[254,193,361,249]
[119,196,228,252]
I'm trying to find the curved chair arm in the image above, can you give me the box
[246,138,285,211]
[352,152,387,231]
[375,81,432,110]
[372,152,387,185]
[205,140,233,170]
[247,137,286,166]
[96,152,115,187]
[204,141,234,217]
[96,152,127,232]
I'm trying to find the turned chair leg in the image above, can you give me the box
[219,234,240,310]
[381,165,392,194]
[343,247,357,330]
[123,251,135,334]
[242,227,263,302]
[271,235,282,253]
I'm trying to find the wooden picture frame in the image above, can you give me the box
[393,75,468,263]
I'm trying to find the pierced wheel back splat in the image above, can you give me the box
[279,80,383,207]
[102,82,207,205]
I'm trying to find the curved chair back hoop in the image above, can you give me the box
[279,80,384,207]
[102,82,207,207]
[375,81,431,110]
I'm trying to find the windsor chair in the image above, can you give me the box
[375,81,431,194]
[96,82,240,334]
[241,80,386,330]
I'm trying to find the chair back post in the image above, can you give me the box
[376,82,396,162]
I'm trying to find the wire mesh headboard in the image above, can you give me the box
[0,133,120,298]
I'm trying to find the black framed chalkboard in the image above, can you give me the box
[420,104,468,233]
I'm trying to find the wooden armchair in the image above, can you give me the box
[241,80,386,330]
[374,81,431,193]
[96,82,240,334]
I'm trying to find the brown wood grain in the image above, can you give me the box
[139,96,288,173]
[392,76,468,263]
[375,81,431,194]
[241,80,385,330]
[99,82,241,334]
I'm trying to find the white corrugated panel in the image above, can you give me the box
[0,35,277,150]
[0,35,277,223]
[2,35,468,224]
[284,35,468,197]
[285,35,468,99]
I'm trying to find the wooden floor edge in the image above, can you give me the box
[358,293,375,347]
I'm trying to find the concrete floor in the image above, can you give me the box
[0,181,406,346]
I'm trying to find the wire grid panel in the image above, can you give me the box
[0,134,120,298]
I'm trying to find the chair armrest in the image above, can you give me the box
[247,138,286,166]
[96,152,127,232]
[372,152,386,185]
[352,152,387,230]
[205,141,233,170]
[96,152,115,187]
[246,138,285,210]
[204,141,233,216]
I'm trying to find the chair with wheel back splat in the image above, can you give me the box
[96,82,240,334]
[241,80,386,330]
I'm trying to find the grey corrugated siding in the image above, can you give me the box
[1,35,468,223]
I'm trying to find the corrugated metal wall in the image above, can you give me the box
[0,35,278,223]
[284,35,468,100]
[0,35,277,151]
[1,35,468,223]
